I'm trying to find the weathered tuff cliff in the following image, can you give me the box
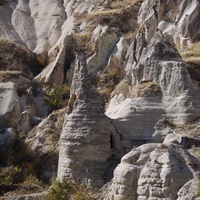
[0,0,200,199]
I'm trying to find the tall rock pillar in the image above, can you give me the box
[57,52,114,188]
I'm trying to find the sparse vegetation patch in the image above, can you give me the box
[44,83,70,111]
[130,81,161,97]
[43,179,94,200]
[0,132,44,196]
[0,38,44,76]
[180,42,200,65]
[94,57,125,108]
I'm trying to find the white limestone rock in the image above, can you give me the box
[12,0,66,53]
[87,25,120,74]
[138,0,200,48]
[34,35,75,84]
[103,143,200,200]
[106,96,164,147]
[0,77,47,130]
[177,178,200,200]
[57,53,120,189]
[106,0,200,145]
[0,82,21,128]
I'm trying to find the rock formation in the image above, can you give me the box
[0,0,200,198]
[102,143,200,200]
[57,52,120,189]
[106,0,200,147]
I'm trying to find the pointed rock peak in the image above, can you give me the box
[70,51,89,93]
[149,28,182,61]
[75,52,88,78]
[67,51,101,114]
[57,51,119,189]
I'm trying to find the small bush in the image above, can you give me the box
[44,83,70,111]
[43,179,94,200]
[37,52,48,67]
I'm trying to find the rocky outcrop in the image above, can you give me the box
[57,53,121,189]
[0,0,200,198]
[25,108,66,182]
[102,143,200,200]
[105,0,200,147]
[0,78,47,130]
[0,0,66,53]
[87,25,120,74]
[138,0,200,48]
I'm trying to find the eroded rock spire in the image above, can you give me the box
[57,52,119,188]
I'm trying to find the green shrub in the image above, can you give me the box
[43,179,94,200]
[44,84,70,111]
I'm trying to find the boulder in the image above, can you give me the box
[103,143,200,200]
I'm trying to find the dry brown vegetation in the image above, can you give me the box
[94,57,125,107]
[180,42,200,65]
[85,3,140,33]
[129,81,161,98]
[0,38,44,76]
[111,79,129,97]
[27,108,66,183]
[0,70,26,82]
[0,132,45,196]
[72,33,95,57]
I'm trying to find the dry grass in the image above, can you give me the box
[129,81,161,98]
[0,70,26,82]
[188,147,200,161]
[180,42,200,65]
[111,0,142,9]
[111,79,129,97]
[93,57,125,108]
[72,33,95,57]
[72,0,143,58]
[85,0,143,33]
[175,119,200,140]
[0,38,44,76]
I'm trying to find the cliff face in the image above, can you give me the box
[0,0,200,199]
[106,0,200,147]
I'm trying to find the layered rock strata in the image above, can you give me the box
[106,0,200,146]
[57,53,120,188]
[103,143,200,200]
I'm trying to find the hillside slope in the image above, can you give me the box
[0,0,200,199]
